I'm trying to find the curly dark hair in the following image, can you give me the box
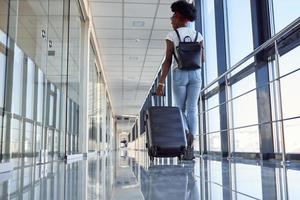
[171,1,196,21]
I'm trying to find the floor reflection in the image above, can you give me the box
[140,162,199,200]
[0,154,115,200]
[1,150,300,199]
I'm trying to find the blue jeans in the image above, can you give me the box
[173,68,202,136]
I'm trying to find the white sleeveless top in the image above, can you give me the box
[166,27,203,70]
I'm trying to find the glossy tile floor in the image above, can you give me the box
[1,150,300,200]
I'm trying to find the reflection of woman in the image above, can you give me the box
[156,1,204,159]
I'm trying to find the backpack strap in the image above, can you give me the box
[173,51,179,64]
[174,29,181,42]
[194,32,198,42]
[172,29,181,64]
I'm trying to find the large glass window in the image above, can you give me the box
[67,0,82,104]
[225,0,254,67]
[48,93,54,127]
[0,0,8,45]
[0,48,5,108]
[100,75,106,149]
[272,0,300,33]
[202,0,218,86]
[66,0,83,155]
[206,94,221,152]
[36,69,44,123]
[0,0,89,160]
[35,125,42,155]
[56,89,61,129]
[26,59,35,119]
[10,118,22,157]
[231,73,259,152]
[278,45,300,153]
[88,45,98,152]
[8,0,49,72]
[0,1,9,115]
[11,45,24,115]
[47,129,53,155]
[24,122,33,155]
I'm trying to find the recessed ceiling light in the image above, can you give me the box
[132,21,145,27]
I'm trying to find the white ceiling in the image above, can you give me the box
[89,0,174,117]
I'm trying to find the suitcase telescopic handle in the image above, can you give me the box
[151,92,165,96]
[151,92,166,106]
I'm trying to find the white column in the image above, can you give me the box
[78,21,90,155]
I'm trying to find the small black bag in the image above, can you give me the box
[173,29,202,70]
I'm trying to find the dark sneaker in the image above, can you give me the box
[182,147,195,160]
[186,133,194,148]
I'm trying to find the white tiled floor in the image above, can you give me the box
[1,150,300,199]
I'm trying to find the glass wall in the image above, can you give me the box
[66,0,83,155]
[0,0,9,160]
[0,0,72,161]
[100,75,107,150]
[272,0,300,34]
[0,0,115,163]
[268,1,300,155]
[88,45,99,152]
[278,45,300,154]
[202,0,218,86]
[231,73,259,153]
[225,0,254,68]
[206,94,221,152]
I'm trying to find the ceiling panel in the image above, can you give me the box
[124,29,151,40]
[123,48,147,55]
[124,18,154,30]
[147,48,165,55]
[91,0,122,2]
[89,0,170,120]
[98,39,122,48]
[90,2,122,17]
[93,17,122,29]
[151,30,170,40]
[102,55,123,61]
[124,3,157,18]
[124,60,144,66]
[153,18,171,30]
[96,29,122,39]
[124,39,148,48]
[149,39,164,48]
[100,47,122,54]
[145,55,163,62]
[156,4,172,18]
[160,0,176,4]
[125,0,158,3]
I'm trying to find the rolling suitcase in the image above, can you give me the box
[145,106,187,161]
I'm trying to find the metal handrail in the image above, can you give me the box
[201,17,300,93]
[200,66,300,115]
[202,115,300,136]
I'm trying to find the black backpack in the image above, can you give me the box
[173,29,202,70]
